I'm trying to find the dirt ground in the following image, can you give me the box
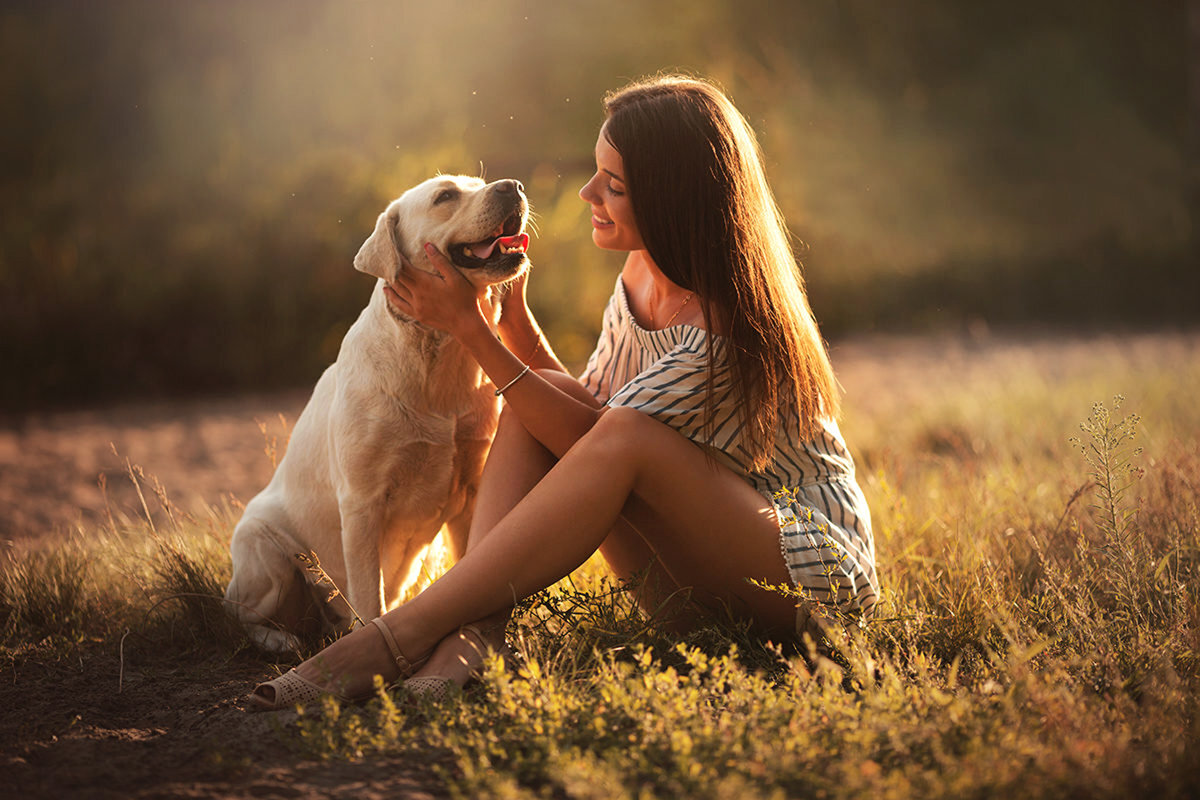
[1,654,446,799]
[0,389,457,799]
[0,390,311,547]
[2,329,1195,798]
[5,329,1193,546]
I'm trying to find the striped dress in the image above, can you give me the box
[579,278,879,620]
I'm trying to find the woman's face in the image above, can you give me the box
[579,125,645,252]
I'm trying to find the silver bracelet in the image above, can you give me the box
[494,364,532,396]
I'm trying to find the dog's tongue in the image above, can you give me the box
[469,232,529,260]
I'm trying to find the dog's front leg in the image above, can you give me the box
[338,500,386,624]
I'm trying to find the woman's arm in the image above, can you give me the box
[386,244,602,458]
[495,271,567,373]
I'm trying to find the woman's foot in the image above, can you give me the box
[250,617,429,710]
[403,623,508,698]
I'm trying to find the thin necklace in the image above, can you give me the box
[650,290,694,329]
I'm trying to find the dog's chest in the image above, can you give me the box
[335,318,501,523]
[360,385,498,523]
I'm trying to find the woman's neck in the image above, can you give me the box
[622,250,729,334]
[624,249,677,293]
[622,249,700,330]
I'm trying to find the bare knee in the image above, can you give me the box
[595,406,655,435]
[576,406,656,464]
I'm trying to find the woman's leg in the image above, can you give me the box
[286,406,795,698]
[407,402,557,682]
[412,371,681,682]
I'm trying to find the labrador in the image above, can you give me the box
[225,175,530,652]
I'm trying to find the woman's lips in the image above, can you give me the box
[591,214,613,228]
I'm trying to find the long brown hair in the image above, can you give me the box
[603,74,839,470]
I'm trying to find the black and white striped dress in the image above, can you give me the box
[580,278,878,620]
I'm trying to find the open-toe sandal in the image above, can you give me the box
[402,623,513,703]
[249,617,427,711]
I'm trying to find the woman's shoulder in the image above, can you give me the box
[611,279,726,363]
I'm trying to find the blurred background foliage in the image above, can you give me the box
[1,0,1196,412]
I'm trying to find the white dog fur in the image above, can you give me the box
[225,175,530,652]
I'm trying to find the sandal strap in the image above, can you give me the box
[458,623,488,651]
[458,623,515,669]
[371,617,419,676]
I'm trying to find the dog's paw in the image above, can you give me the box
[247,625,302,655]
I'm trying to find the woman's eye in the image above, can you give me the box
[607,184,625,196]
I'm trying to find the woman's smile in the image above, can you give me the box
[579,124,644,251]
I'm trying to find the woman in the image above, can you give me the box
[251,75,877,709]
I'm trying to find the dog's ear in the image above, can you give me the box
[354,205,403,281]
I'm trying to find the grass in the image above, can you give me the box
[3,332,1199,798]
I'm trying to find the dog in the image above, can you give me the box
[225,175,530,652]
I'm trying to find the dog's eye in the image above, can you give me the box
[434,188,459,205]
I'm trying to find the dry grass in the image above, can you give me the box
[3,331,1198,798]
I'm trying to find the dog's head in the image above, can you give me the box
[354,175,530,291]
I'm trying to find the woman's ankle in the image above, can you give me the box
[373,613,441,669]
[414,621,506,676]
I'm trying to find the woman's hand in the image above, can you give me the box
[384,243,485,338]
[498,269,532,329]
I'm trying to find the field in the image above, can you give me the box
[2,329,1198,799]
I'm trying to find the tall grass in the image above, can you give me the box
[0,458,249,661]
[285,342,1200,798]
[2,334,1197,797]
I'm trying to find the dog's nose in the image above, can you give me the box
[496,179,524,195]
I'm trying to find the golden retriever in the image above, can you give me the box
[225,175,529,651]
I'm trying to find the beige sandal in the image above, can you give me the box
[250,617,426,711]
[402,623,512,702]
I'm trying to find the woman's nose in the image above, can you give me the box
[579,174,598,202]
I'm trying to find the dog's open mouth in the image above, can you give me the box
[449,208,529,272]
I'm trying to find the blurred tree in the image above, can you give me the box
[0,0,1194,412]
[1190,0,1200,233]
